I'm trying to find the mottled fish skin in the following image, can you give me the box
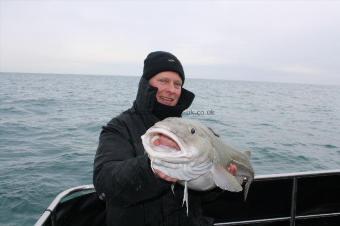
[141,117,255,212]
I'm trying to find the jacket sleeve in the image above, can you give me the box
[93,118,170,206]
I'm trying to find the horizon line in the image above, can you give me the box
[0,71,338,87]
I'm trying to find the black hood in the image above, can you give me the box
[132,77,195,118]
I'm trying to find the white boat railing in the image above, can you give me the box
[35,184,95,226]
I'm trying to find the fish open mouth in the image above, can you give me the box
[150,132,181,152]
[146,128,183,153]
[142,127,195,163]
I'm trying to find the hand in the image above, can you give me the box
[153,134,180,150]
[153,168,177,183]
[227,163,237,176]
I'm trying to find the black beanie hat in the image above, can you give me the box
[142,51,185,84]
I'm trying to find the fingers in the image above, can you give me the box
[153,169,177,183]
[227,164,237,176]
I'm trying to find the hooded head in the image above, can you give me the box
[142,51,185,84]
[133,51,194,121]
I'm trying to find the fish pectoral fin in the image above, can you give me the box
[211,164,243,192]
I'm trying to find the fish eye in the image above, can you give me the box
[190,128,195,134]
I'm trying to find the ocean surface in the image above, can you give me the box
[0,72,339,225]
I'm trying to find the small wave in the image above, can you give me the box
[280,142,307,147]
[312,144,338,149]
[322,144,338,149]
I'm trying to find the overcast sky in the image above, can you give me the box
[1,0,340,85]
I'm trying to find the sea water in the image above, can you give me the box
[0,73,339,225]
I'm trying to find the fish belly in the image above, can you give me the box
[182,172,216,191]
[151,159,212,182]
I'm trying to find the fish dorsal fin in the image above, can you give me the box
[207,127,220,137]
[244,150,251,158]
[211,164,243,192]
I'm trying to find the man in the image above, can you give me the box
[93,51,235,226]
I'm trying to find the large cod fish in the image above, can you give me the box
[141,117,254,213]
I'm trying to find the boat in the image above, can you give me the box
[35,169,340,226]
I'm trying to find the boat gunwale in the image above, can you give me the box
[34,169,340,226]
[254,169,340,180]
[34,185,94,226]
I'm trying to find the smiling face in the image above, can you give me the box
[149,71,182,106]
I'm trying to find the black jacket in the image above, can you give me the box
[93,77,214,226]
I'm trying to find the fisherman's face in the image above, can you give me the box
[149,71,182,106]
